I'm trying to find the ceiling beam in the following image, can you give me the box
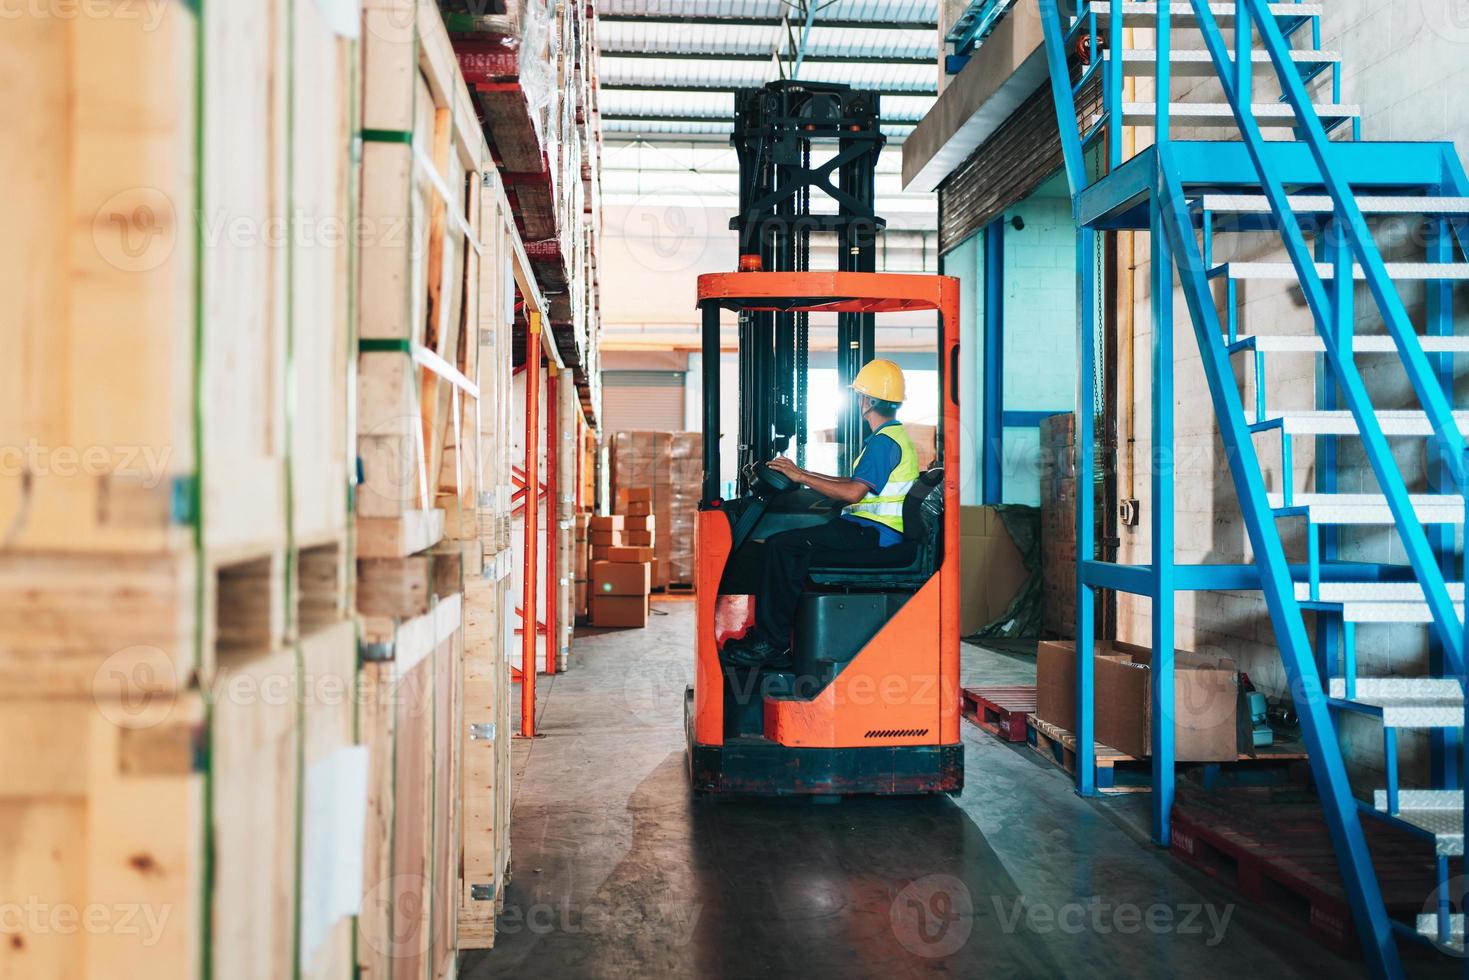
[600,49,932,66]
[597,14,936,32]
[602,112,924,126]
[601,82,937,97]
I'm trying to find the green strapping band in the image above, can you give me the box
[361,127,414,145]
[358,337,413,353]
[286,3,305,977]
[192,4,212,980]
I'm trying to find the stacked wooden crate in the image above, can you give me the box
[1039,413,1113,640]
[0,3,358,977]
[445,0,602,423]
[357,0,519,968]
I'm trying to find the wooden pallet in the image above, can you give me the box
[1026,714,1146,793]
[961,685,1036,742]
[1025,715,1310,793]
[1169,784,1449,959]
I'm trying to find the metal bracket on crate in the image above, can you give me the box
[359,639,394,663]
[470,883,495,902]
[469,723,496,742]
[170,474,198,525]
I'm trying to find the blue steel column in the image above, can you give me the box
[983,219,1006,504]
[1075,224,1098,797]
[1427,215,1458,788]
[1148,0,1175,847]
[1314,222,1344,680]
[1149,164,1176,846]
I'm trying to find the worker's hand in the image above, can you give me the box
[766,456,803,483]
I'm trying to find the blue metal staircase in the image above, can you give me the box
[1033,1,1469,974]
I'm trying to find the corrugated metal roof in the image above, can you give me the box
[600,0,935,23]
[599,21,934,60]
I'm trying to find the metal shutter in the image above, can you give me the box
[601,370,686,432]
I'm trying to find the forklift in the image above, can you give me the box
[685,80,963,795]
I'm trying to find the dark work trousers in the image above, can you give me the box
[754,517,881,647]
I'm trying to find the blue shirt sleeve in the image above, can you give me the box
[850,431,901,493]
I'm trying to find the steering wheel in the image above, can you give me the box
[753,462,796,496]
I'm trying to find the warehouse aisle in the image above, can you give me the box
[459,599,1359,979]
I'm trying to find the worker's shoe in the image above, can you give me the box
[720,635,791,669]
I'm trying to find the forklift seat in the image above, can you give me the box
[807,467,944,589]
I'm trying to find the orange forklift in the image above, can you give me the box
[684,81,962,796]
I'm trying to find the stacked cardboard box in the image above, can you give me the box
[608,431,702,591]
[589,552,651,628]
[959,507,1030,636]
[1035,640,1239,761]
[666,434,701,586]
[1039,414,1113,638]
[573,513,591,620]
[590,514,623,562]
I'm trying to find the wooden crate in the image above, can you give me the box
[212,619,361,980]
[357,0,488,560]
[0,693,204,978]
[0,0,356,691]
[0,616,359,980]
[0,1,352,556]
[358,593,464,980]
[458,560,515,949]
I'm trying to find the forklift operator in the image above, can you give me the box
[722,359,918,668]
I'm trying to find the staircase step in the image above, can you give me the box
[1297,582,1465,602]
[1269,492,1463,525]
[1371,789,1464,856]
[1112,49,1340,76]
[1093,2,1323,28]
[1200,193,1469,215]
[1122,101,1359,128]
[1231,334,1469,354]
[1414,913,1464,946]
[1294,581,1465,624]
[1252,408,1469,436]
[1328,677,1464,727]
[1220,260,1469,280]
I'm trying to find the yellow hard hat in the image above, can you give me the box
[851,358,905,403]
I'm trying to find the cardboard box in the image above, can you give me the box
[959,506,1029,636]
[590,515,624,531]
[626,500,652,517]
[591,546,614,562]
[590,560,651,597]
[903,422,939,471]
[591,594,649,628]
[623,487,654,504]
[624,514,655,532]
[625,529,655,548]
[590,530,622,547]
[607,546,655,564]
[1036,640,1238,762]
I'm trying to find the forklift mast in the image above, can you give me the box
[726,80,885,491]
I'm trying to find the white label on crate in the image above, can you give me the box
[311,0,361,37]
[299,745,370,968]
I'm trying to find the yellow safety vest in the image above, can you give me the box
[844,423,920,535]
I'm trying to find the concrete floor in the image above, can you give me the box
[459,597,1366,979]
